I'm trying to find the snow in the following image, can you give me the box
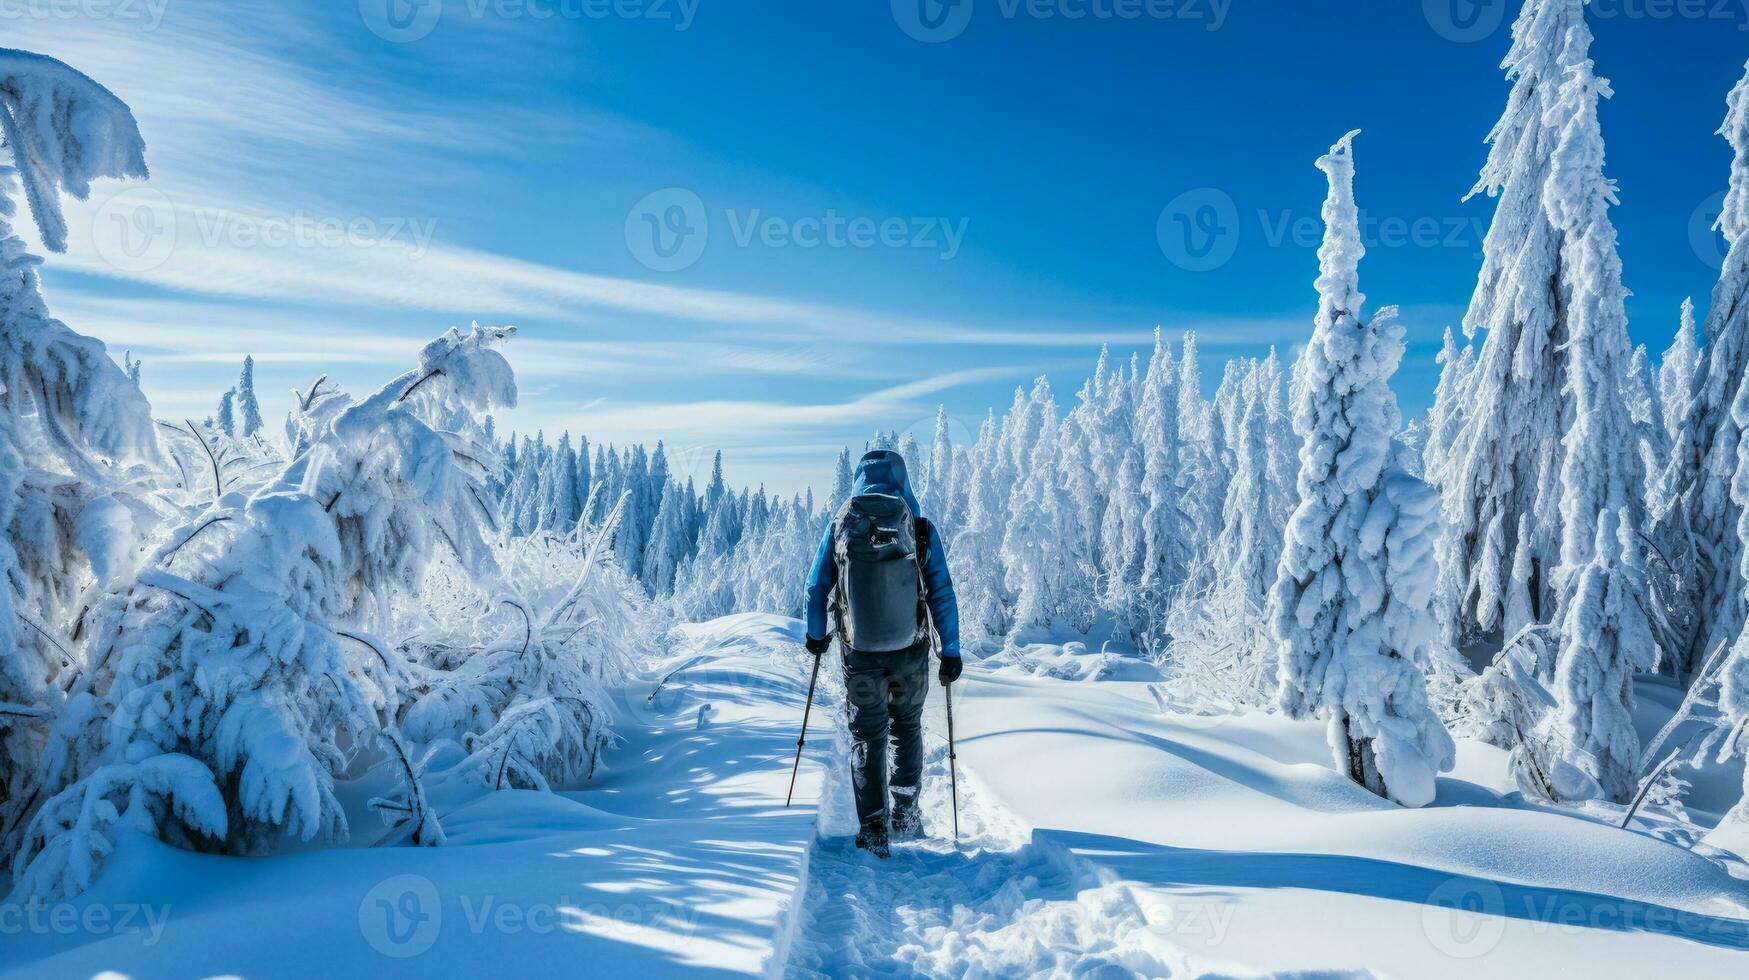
[2,614,817,977]
[6,615,1748,977]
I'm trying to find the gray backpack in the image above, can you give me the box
[833,493,931,653]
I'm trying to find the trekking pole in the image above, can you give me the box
[945,681,960,842]
[786,650,824,807]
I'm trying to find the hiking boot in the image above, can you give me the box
[854,818,890,859]
[890,793,925,841]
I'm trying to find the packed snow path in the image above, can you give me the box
[783,709,1191,977]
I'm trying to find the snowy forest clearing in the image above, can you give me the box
[7,613,1745,977]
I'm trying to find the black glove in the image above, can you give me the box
[938,656,962,686]
[805,634,832,656]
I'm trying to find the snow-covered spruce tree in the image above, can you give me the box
[1215,364,1290,612]
[10,326,519,898]
[926,406,957,534]
[1179,341,1227,579]
[829,447,853,506]
[1057,376,1106,632]
[1658,298,1700,458]
[1269,132,1455,808]
[1552,508,1655,802]
[1422,327,1474,488]
[1003,380,1086,635]
[1541,23,1656,802]
[507,433,543,536]
[237,356,263,439]
[952,411,1011,649]
[1094,358,1145,625]
[641,479,690,594]
[1656,61,1749,680]
[215,387,236,438]
[0,49,158,849]
[1622,345,1666,513]
[539,432,583,534]
[1437,0,1593,645]
[899,431,924,495]
[1133,332,1195,651]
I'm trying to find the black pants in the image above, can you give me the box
[842,645,929,827]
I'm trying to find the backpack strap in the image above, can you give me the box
[914,517,932,598]
[914,517,935,649]
[831,504,851,645]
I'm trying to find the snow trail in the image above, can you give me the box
[780,678,1194,978]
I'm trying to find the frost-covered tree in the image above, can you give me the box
[829,447,853,506]
[1269,132,1455,808]
[575,433,591,513]
[899,430,924,494]
[1552,508,1655,802]
[1539,22,1654,800]
[215,387,236,438]
[952,412,1010,648]
[1658,298,1701,454]
[539,432,583,534]
[1215,364,1287,608]
[1177,334,1222,564]
[1133,331,1194,648]
[0,49,157,839]
[704,449,727,513]
[641,479,690,594]
[1438,0,1594,644]
[926,406,956,533]
[1542,16,1646,577]
[1003,380,1082,633]
[1622,345,1666,508]
[237,355,263,438]
[1657,61,1749,679]
[10,326,521,896]
[1096,360,1146,619]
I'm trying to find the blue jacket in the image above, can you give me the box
[806,450,961,659]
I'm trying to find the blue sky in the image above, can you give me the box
[16,0,1748,493]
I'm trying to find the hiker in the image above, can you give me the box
[804,449,961,858]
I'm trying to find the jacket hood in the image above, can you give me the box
[852,450,921,516]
